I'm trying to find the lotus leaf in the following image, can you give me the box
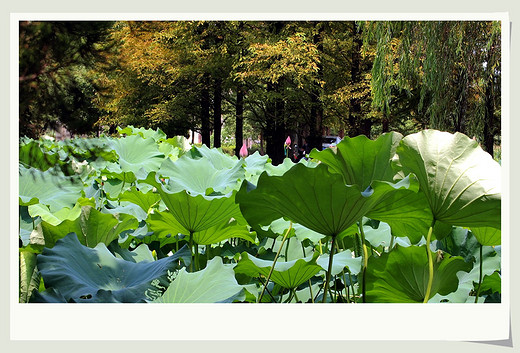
[41,206,138,248]
[316,250,362,276]
[144,173,240,233]
[236,163,411,238]
[159,153,244,194]
[19,166,83,212]
[153,257,250,303]
[234,252,322,289]
[396,130,501,230]
[365,245,472,302]
[109,134,165,179]
[36,234,190,303]
[310,132,402,189]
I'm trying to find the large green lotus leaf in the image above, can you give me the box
[193,219,257,245]
[118,125,167,142]
[366,188,433,244]
[396,130,501,229]
[41,206,138,248]
[244,151,269,175]
[192,144,239,170]
[159,153,244,194]
[430,246,500,303]
[37,234,190,303]
[27,197,95,226]
[109,134,165,179]
[236,163,411,238]
[119,187,161,214]
[102,202,149,222]
[147,210,190,239]
[234,252,322,289]
[19,166,83,212]
[144,173,240,233]
[470,227,501,246]
[310,132,402,189]
[153,257,249,303]
[316,250,362,276]
[365,245,472,303]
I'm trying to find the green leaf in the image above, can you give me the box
[41,206,138,248]
[147,210,190,239]
[19,166,83,212]
[109,134,165,179]
[37,234,190,303]
[366,188,433,243]
[19,249,40,303]
[192,144,239,170]
[154,257,249,303]
[480,271,501,294]
[396,130,501,229]
[144,173,240,233]
[119,187,161,214]
[234,252,322,289]
[159,153,244,194]
[19,140,60,171]
[310,132,402,189]
[365,245,472,302]
[193,219,257,245]
[316,250,362,276]
[236,163,411,238]
[470,227,501,246]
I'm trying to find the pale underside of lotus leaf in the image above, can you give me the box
[159,153,244,194]
[153,256,251,303]
[396,130,501,230]
[19,166,84,213]
[109,134,165,179]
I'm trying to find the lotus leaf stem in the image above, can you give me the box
[423,218,436,303]
[475,244,483,303]
[258,222,292,303]
[322,235,337,303]
[358,221,368,303]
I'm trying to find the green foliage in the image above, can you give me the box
[19,128,501,304]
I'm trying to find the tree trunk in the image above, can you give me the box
[265,83,285,165]
[200,75,211,147]
[235,83,244,157]
[213,77,222,148]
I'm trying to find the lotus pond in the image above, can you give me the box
[18,127,501,303]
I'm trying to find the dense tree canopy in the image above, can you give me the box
[19,20,502,162]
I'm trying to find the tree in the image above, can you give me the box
[19,21,112,138]
[361,21,501,153]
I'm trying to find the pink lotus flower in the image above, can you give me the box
[239,144,248,158]
[285,136,291,146]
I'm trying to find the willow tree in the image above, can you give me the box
[361,21,501,154]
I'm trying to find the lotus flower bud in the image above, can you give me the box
[285,136,291,146]
[239,144,248,158]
